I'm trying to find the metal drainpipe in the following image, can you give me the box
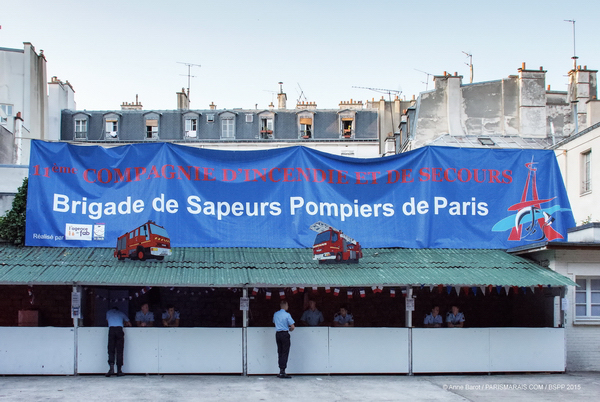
[242,286,248,376]
[407,286,413,375]
[72,284,80,375]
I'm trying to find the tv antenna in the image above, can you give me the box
[296,83,308,104]
[564,19,578,70]
[462,51,473,83]
[353,86,402,135]
[414,69,434,91]
[177,62,201,105]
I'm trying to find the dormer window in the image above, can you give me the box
[144,112,161,140]
[185,118,197,137]
[182,111,200,139]
[220,112,236,139]
[297,111,314,139]
[103,113,121,140]
[75,119,87,140]
[338,110,356,138]
[258,111,275,139]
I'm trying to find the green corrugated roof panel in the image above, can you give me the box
[0,246,575,287]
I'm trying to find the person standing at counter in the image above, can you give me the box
[273,300,295,379]
[424,306,443,328]
[332,306,354,327]
[105,306,131,377]
[135,303,154,327]
[446,305,465,328]
[162,305,180,327]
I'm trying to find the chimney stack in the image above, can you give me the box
[277,82,287,109]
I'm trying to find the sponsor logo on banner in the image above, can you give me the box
[65,224,92,241]
[93,224,105,241]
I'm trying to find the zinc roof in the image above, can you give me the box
[0,246,575,288]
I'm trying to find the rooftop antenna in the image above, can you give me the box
[414,69,434,91]
[462,51,473,83]
[177,62,201,106]
[296,83,308,104]
[564,19,578,70]
[352,86,402,135]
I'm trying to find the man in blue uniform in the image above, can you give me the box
[273,300,295,378]
[135,303,154,327]
[106,307,131,377]
[424,306,443,328]
[332,306,354,327]
[446,305,465,328]
[300,300,324,326]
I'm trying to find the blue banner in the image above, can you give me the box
[25,140,575,249]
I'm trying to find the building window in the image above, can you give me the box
[576,277,600,319]
[341,119,353,137]
[338,110,356,139]
[75,119,87,140]
[260,117,274,139]
[146,119,158,139]
[0,104,13,125]
[185,118,197,138]
[221,116,235,138]
[207,114,215,123]
[581,150,591,194]
[299,117,313,139]
[105,119,118,139]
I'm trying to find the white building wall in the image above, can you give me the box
[0,42,49,166]
[543,248,600,371]
[554,125,600,224]
[48,78,76,141]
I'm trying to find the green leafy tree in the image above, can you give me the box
[0,177,28,245]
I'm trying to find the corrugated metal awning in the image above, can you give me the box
[0,246,576,287]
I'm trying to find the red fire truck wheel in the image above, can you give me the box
[137,249,146,261]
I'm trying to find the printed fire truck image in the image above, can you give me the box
[114,221,172,261]
[310,221,363,263]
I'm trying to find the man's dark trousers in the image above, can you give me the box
[276,331,291,372]
[107,327,125,367]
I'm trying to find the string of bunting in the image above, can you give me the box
[422,283,553,296]
[85,286,244,303]
[247,286,405,299]
[82,283,554,303]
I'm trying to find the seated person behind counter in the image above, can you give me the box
[162,305,180,327]
[332,306,354,327]
[300,300,324,326]
[446,305,465,328]
[424,306,443,328]
[135,303,154,327]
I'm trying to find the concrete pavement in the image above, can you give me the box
[0,372,599,401]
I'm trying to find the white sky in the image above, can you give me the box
[3,0,599,111]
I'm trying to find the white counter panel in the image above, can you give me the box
[0,327,75,375]
[413,328,490,373]
[158,328,242,373]
[77,327,242,374]
[247,327,330,374]
[329,328,409,373]
[489,328,565,372]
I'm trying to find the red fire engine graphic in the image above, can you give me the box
[493,158,565,242]
[114,221,171,261]
[310,221,363,263]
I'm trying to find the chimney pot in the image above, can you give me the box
[540,66,543,71]
[443,71,447,76]
[547,85,551,90]
[522,62,526,70]
[584,65,587,70]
